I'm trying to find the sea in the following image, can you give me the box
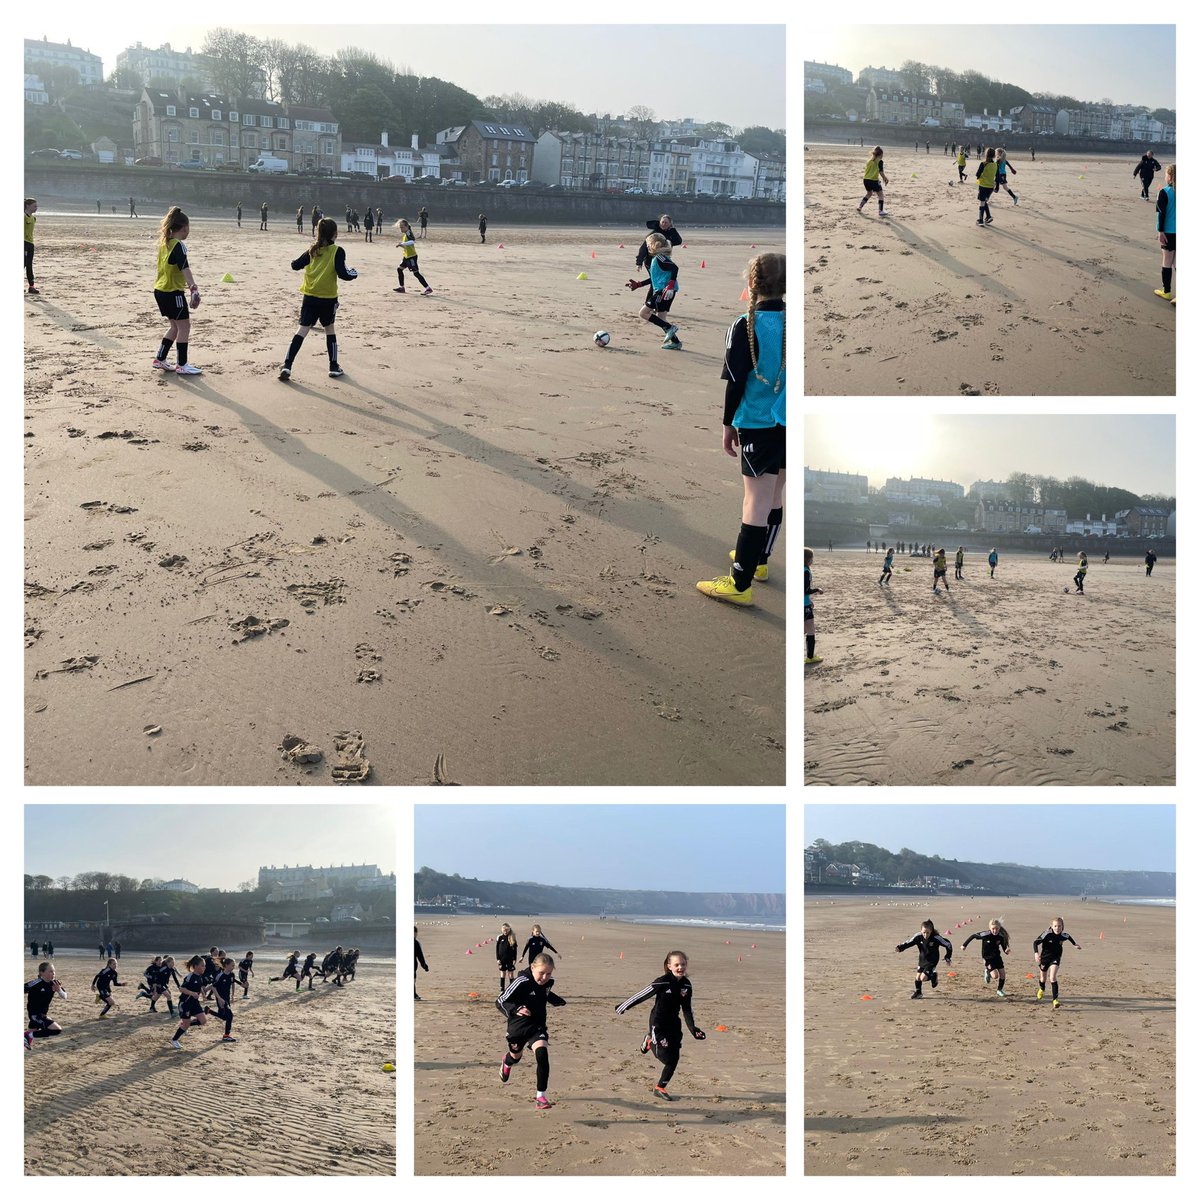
[611,916,786,933]
[1090,896,1175,907]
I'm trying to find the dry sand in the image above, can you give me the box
[803,550,1174,786]
[23,948,396,1175]
[804,146,1175,395]
[23,217,785,785]
[804,895,1175,1175]
[413,914,785,1175]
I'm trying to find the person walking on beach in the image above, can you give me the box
[24,198,39,295]
[696,253,785,606]
[955,146,967,183]
[994,148,1018,205]
[169,956,209,1049]
[497,953,567,1109]
[616,949,706,1102]
[805,548,823,665]
[1154,163,1175,303]
[954,546,965,580]
[933,547,950,593]
[278,217,358,381]
[896,919,954,1000]
[91,957,126,1018]
[963,919,1011,998]
[1031,146,1036,162]
[627,232,682,349]
[418,206,428,238]
[478,212,487,243]
[975,148,999,226]
[414,927,428,1000]
[1134,150,1162,200]
[1033,917,1080,1009]
[203,957,238,1041]
[30,940,38,958]
[296,205,305,235]
[25,962,66,1049]
[1145,547,1157,576]
[1103,549,1110,564]
[106,940,114,959]
[828,539,834,552]
[521,924,559,964]
[129,196,138,218]
[310,204,322,237]
[856,146,889,216]
[879,544,895,587]
[988,547,999,578]
[364,206,374,242]
[393,218,433,294]
[497,923,518,993]
[260,201,268,231]
[1073,550,1088,593]
[238,951,255,998]
[236,201,242,228]
[46,941,53,958]
[114,941,121,960]
[98,943,105,959]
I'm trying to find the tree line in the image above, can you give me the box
[25,873,256,892]
[1003,473,1173,516]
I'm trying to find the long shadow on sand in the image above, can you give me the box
[878,219,1021,303]
[984,227,1158,303]
[805,1114,967,1134]
[574,1089,785,1128]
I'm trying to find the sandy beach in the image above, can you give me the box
[413,914,785,1175]
[804,145,1174,395]
[23,216,785,785]
[803,549,1175,786]
[23,948,397,1175]
[804,894,1175,1175]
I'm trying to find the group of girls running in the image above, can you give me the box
[24,944,360,1051]
[896,915,1081,1006]
[492,932,707,1111]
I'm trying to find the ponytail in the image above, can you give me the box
[308,217,338,260]
[159,206,188,244]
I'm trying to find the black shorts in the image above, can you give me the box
[1162,233,1176,252]
[646,288,676,314]
[398,256,421,274]
[498,958,516,971]
[179,996,203,1019]
[934,568,947,578]
[977,187,994,203]
[238,969,249,983]
[1039,956,1061,971]
[154,289,189,319]
[983,955,1004,972]
[299,295,339,327]
[506,1018,549,1051]
[737,424,786,477]
[28,1012,54,1031]
[863,179,883,193]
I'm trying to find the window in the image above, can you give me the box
[230,133,238,148]
[166,105,176,116]
[167,129,178,142]
[491,153,498,167]
[321,138,333,155]
[276,136,286,151]
[229,111,238,122]
[212,110,221,120]
[212,131,224,146]
[278,118,288,129]
[189,107,199,118]
[244,132,257,149]
[262,116,272,128]
[189,130,199,144]
[243,114,256,125]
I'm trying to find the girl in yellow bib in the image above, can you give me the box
[975,148,999,226]
[152,207,202,375]
[856,146,889,217]
[393,218,433,294]
[279,217,358,380]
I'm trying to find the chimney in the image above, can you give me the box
[381,132,389,148]
[412,132,420,150]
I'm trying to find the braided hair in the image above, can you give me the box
[746,253,785,394]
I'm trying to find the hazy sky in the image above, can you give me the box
[25,805,395,890]
[807,24,1175,111]
[416,805,786,892]
[804,413,1175,495]
[806,805,1175,873]
[23,19,786,131]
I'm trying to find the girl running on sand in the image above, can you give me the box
[1033,917,1080,1008]
[393,219,433,294]
[896,919,954,1000]
[857,146,889,216]
[298,952,319,991]
[238,951,254,998]
[151,207,202,375]
[203,957,238,1041]
[521,924,559,964]
[25,961,66,1048]
[24,197,38,294]
[136,956,162,1005]
[627,232,682,348]
[933,547,950,593]
[497,923,518,993]
[879,544,894,587]
[963,919,1011,998]
[696,253,786,607]
[805,547,823,664]
[497,953,567,1109]
[956,146,968,183]
[988,547,999,578]
[1074,551,1088,594]
[1154,163,1175,302]
[169,956,209,1049]
[615,950,706,1101]
[975,148,999,225]
[269,951,301,985]
[994,148,1019,205]
[278,218,358,380]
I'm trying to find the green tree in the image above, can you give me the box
[737,126,786,158]
[201,27,268,102]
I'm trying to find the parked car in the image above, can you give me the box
[215,161,244,172]
[624,186,645,195]
[416,175,441,184]
[384,174,408,183]
[178,160,207,169]
[30,148,62,159]
[134,156,163,166]
[543,183,563,191]
[498,179,518,188]
[58,149,83,160]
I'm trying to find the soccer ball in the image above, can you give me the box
[593,330,611,347]
[1063,587,1070,593]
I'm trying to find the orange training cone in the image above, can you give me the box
[715,1024,729,1031]
[947,972,957,978]
[750,943,757,950]
[619,243,625,249]
[737,955,742,963]
[740,288,749,301]
[465,949,473,955]
[700,260,706,268]
[619,951,624,959]
[591,250,596,258]
[498,243,504,248]
[859,995,873,1001]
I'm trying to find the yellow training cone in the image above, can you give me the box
[382,1062,395,1072]
[221,272,235,283]
[577,272,588,280]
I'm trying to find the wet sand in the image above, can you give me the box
[23,949,396,1175]
[413,915,785,1175]
[23,217,785,785]
[804,895,1175,1175]
[803,549,1175,786]
[804,146,1175,395]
